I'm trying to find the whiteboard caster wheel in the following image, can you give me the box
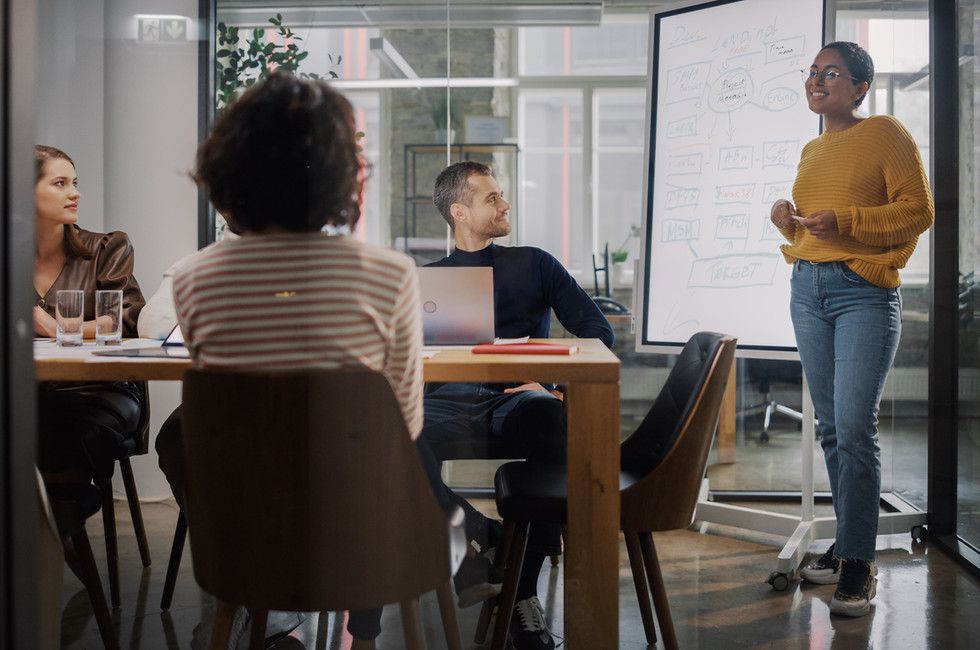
[760,431,770,444]
[767,571,790,591]
[911,525,928,542]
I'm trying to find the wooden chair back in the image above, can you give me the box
[181,367,461,614]
[620,334,737,532]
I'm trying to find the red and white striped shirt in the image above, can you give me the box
[173,232,423,438]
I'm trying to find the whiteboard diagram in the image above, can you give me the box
[639,0,824,352]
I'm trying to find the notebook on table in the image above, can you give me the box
[417,266,495,346]
[92,324,189,358]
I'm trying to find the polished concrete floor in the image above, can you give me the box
[59,488,980,649]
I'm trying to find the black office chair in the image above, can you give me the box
[102,380,152,608]
[478,331,737,650]
[740,358,804,444]
[37,380,151,609]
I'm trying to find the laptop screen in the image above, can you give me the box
[163,324,184,346]
[417,267,495,345]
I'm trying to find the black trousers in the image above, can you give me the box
[37,381,143,486]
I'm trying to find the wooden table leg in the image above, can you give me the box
[564,380,620,650]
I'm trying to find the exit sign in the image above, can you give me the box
[138,16,188,43]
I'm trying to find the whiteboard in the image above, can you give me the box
[637,0,825,355]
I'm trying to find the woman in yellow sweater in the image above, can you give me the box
[770,42,934,617]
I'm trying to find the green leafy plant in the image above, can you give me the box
[211,14,356,240]
[425,89,461,131]
[214,14,338,113]
[610,225,642,264]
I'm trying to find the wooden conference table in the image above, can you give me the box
[35,338,621,649]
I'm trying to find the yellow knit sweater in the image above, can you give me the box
[781,115,934,288]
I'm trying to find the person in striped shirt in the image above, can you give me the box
[156,72,420,650]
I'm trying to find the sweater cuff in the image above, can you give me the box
[835,207,854,235]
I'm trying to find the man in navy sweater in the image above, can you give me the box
[422,161,614,650]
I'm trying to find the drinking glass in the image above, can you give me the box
[95,289,123,345]
[55,290,84,347]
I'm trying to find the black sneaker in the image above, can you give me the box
[509,596,556,650]
[452,555,503,608]
[830,558,877,617]
[800,542,841,584]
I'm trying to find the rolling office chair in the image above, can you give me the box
[740,358,804,444]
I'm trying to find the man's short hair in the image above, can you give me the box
[193,71,363,233]
[432,161,493,229]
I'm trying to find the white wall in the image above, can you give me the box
[105,0,200,499]
[39,0,201,499]
[36,0,106,229]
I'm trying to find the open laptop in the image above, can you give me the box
[92,323,189,358]
[417,266,495,345]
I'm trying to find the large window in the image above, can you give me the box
[213,5,649,282]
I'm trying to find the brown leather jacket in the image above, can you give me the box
[35,227,146,337]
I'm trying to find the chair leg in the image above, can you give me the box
[67,527,120,650]
[639,532,678,650]
[475,518,516,644]
[209,599,237,650]
[100,483,121,608]
[248,609,268,650]
[624,530,657,645]
[399,597,425,650]
[490,520,528,650]
[120,458,152,567]
[436,579,463,650]
[160,509,187,610]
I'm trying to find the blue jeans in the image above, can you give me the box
[790,260,902,564]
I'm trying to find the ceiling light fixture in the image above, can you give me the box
[369,37,419,79]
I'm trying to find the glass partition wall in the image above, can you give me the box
[212,2,653,494]
[209,0,938,524]
[955,0,980,562]
[203,1,979,572]
[213,2,649,281]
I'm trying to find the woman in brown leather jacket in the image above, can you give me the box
[33,145,144,338]
[34,145,147,486]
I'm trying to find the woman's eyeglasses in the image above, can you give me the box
[802,69,859,84]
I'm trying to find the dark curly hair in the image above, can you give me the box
[432,161,494,230]
[822,41,875,108]
[194,71,363,233]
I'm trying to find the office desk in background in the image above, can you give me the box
[35,338,622,650]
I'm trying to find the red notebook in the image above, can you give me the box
[472,342,579,355]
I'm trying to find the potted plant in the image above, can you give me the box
[211,14,344,239]
[214,14,339,113]
[426,90,461,144]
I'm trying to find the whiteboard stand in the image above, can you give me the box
[694,374,928,590]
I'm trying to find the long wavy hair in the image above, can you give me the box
[35,145,91,259]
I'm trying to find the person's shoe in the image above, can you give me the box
[830,558,877,617]
[453,555,503,608]
[800,542,841,584]
[509,596,556,650]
